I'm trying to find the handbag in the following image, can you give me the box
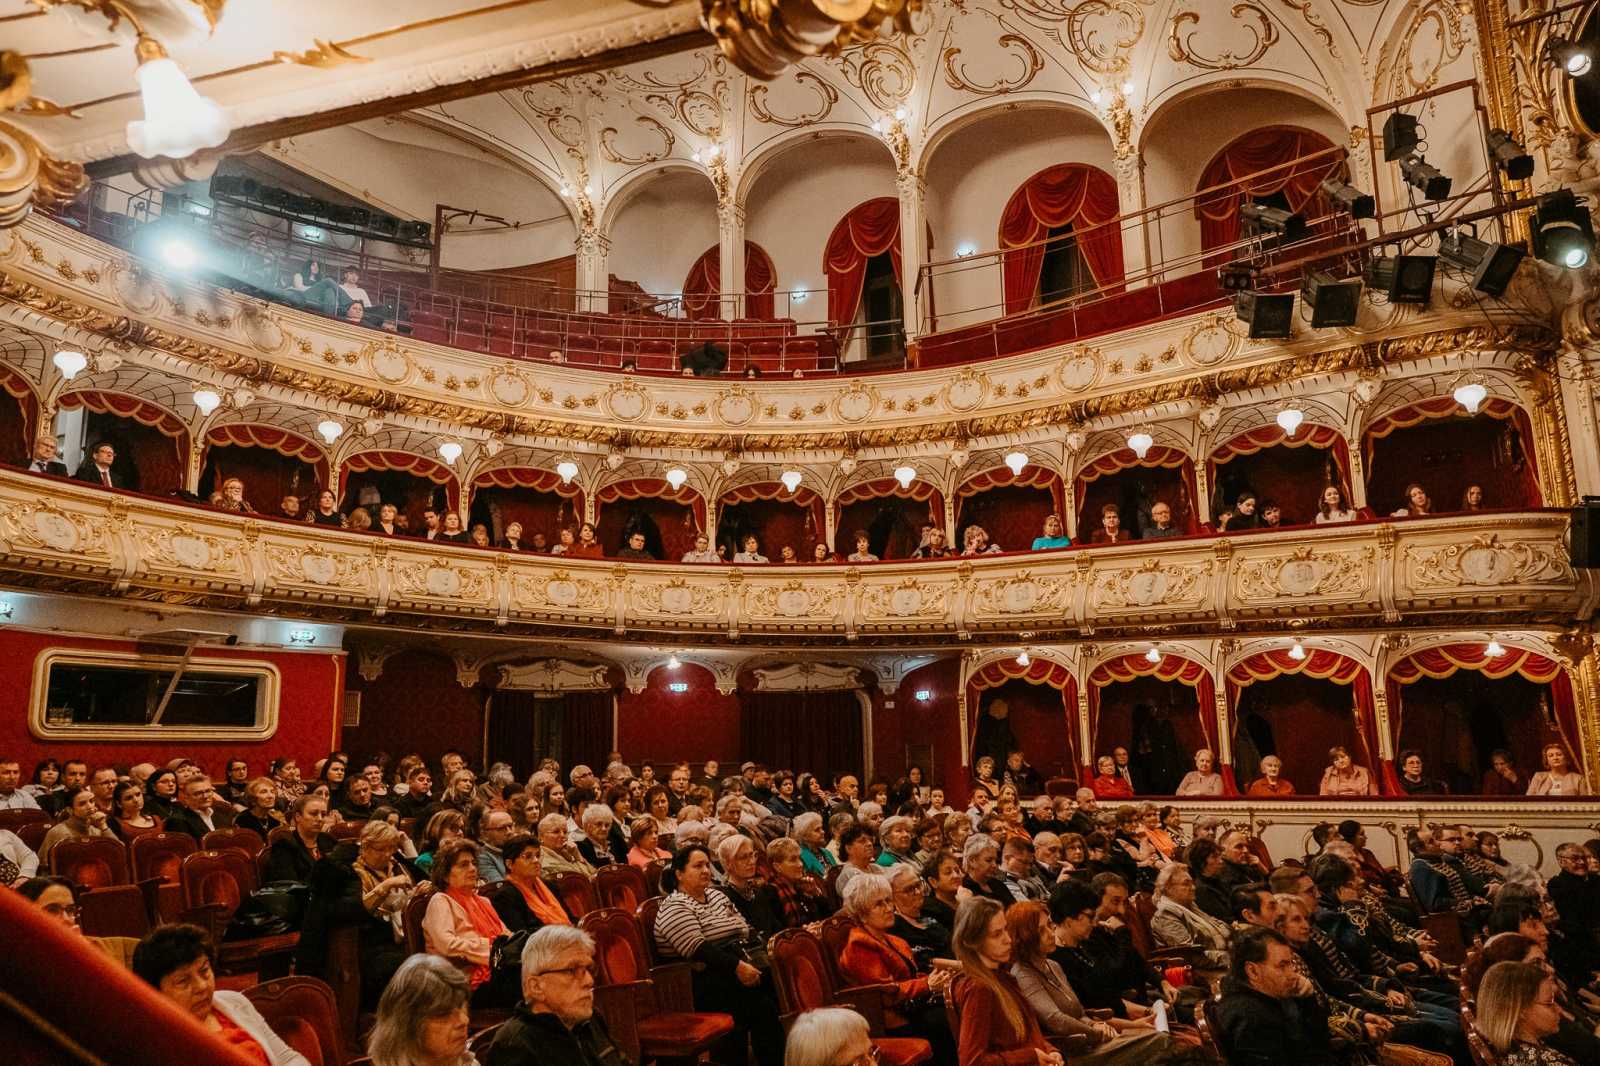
[491,928,533,974]
[225,881,307,939]
[731,932,771,971]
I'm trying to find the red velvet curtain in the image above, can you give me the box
[1364,401,1540,512]
[0,366,35,465]
[966,660,1081,778]
[739,689,864,783]
[1087,654,1214,790]
[561,690,616,775]
[682,241,778,320]
[825,198,901,326]
[999,164,1125,314]
[1195,126,1341,257]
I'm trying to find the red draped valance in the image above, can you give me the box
[957,465,1065,528]
[835,477,942,513]
[471,467,583,496]
[1210,424,1344,463]
[825,198,901,327]
[682,241,777,320]
[967,658,1081,775]
[1076,445,1190,487]
[999,163,1124,315]
[205,424,326,464]
[0,363,34,402]
[1363,397,1521,460]
[59,390,187,440]
[1196,125,1342,255]
[597,477,708,530]
[1228,648,1364,687]
[1087,653,1217,789]
[719,481,826,536]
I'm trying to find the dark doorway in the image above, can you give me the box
[1037,223,1093,305]
[859,252,904,361]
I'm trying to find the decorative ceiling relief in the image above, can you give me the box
[1168,5,1281,72]
[943,32,1046,95]
[749,71,840,128]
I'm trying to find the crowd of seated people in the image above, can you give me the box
[9,740,1600,1066]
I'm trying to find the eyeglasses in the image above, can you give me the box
[839,1047,882,1066]
[42,903,80,920]
[536,963,596,980]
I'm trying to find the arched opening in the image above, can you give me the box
[1088,653,1214,794]
[467,468,582,547]
[1208,425,1353,527]
[717,484,825,562]
[967,658,1079,786]
[834,479,943,559]
[1388,644,1587,795]
[1227,649,1378,796]
[825,197,903,362]
[1364,398,1540,514]
[955,465,1063,552]
[59,390,187,495]
[1194,125,1346,264]
[682,241,778,320]
[998,163,1124,314]
[489,684,615,780]
[199,425,328,516]
[739,682,865,786]
[605,168,719,306]
[339,452,459,532]
[1076,446,1198,540]
[618,661,740,765]
[595,479,705,560]
[0,366,36,466]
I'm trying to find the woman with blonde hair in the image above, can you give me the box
[950,896,1064,1066]
[1474,960,1574,1064]
[1527,744,1586,796]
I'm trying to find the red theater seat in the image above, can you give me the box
[242,976,346,1066]
[50,835,130,888]
[596,864,648,914]
[769,929,932,1066]
[555,872,599,918]
[202,827,265,859]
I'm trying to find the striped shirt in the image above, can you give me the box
[654,888,750,960]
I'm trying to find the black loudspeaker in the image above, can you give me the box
[1571,500,1600,568]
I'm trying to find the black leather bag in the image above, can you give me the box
[225,880,307,939]
[491,929,533,974]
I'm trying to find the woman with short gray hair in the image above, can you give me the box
[366,953,476,1065]
[961,833,1011,908]
[538,812,596,880]
[789,811,835,876]
[785,1007,870,1066]
[875,815,918,872]
[576,802,618,866]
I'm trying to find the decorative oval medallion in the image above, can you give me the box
[1183,316,1239,367]
[714,387,758,427]
[774,587,812,617]
[368,344,411,384]
[659,584,694,614]
[300,553,337,585]
[487,367,531,407]
[1126,569,1169,607]
[170,534,214,570]
[424,566,460,597]
[1058,349,1100,391]
[1276,558,1324,596]
[1000,579,1039,613]
[546,578,579,607]
[1457,545,1513,585]
[889,585,923,617]
[943,369,986,412]
[833,381,876,423]
[31,511,78,552]
[605,381,648,422]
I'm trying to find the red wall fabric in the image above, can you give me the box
[617,663,741,764]
[717,498,819,561]
[973,677,1078,781]
[468,486,579,544]
[739,689,864,784]
[956,483,1057,552]
[340,470,447,532]
[825,198,902,326]
[837,494,938,559]
[1393,672,1558,795]
[1209,439,1346,526]
[890,660,964,797]
[0,630,343,778]
[1092,675,1208,793]
[344,649,486,767]
[1365,412,1540,514]
[1078,465,1197,537]
[83,410,183,495]
[1230,673,1361,793]
[1195,125,1342,256]
[999,163,1125,314]
[199,443,323,513]
[597,496,698,560]
[0,386,30,465]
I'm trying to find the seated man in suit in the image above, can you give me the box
[25,437,67,476]
[162,775,236,843]
[73,441,124,489]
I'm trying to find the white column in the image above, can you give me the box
[718,201,746,321]
[576,225,610,313]
[1558,348,1600,497]
[1113,151,1150,287]
[896,170,929,343]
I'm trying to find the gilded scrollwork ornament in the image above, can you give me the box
[699,0,924,80]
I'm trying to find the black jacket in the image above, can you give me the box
[74,462,125,488]
[264,832,339,884]
[27,460,68,476]
[1212,979,1338,1066]
[163,805,236,844]
[576,836,620,869]
[490,881,569,935]
[481,1004,629,1066]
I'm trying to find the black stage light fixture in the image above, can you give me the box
[1399,156,1452,201]
[1233,291,1295,339]
[1531,189,1595,269]
[1364,254,1436,304]
[1218,263,1256,291]
[1320,178,1374,219]
[1548,37,1594,78]
[1383,113,1420,161]
[1240,202,1307,243]
[1301,270,1363,328]
[1438,229,1527,297]
[397,220,433,243]
[1487,129,1535,181]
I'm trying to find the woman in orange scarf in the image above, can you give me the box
[490,836,571,933]
[421,838,521,1007]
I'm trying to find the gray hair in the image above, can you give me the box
[707,823,740,856]
[716,793,745,816]
[840,867,894,919]
[581,803,615,830]
[358,819,406,850]
[717,831,754,870]
[1500,864,1543,894]
[789,812,822,841]
[1152,861,1190,901]
[569,764,592,785]
[878,815,913,847]
[537,813,568,836]
[786,1007,870,1066]
[486,762,515,788]
[675,819,708,847]
[768,837,802,864]
[1193,814,1225,833]
[521,924,595,981]
[1074,788,1095,803]
[1033,831,1060,850]
[963,832,998,867]
[884,863,920,891]
[366,954,470,1064]
[858,801,883,820]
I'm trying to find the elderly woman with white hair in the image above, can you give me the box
[719,832,786,939]
[885,860,951,964]
[296,817,415,1008]
[785,1007,875,1066]
[790,811,837,876]
[875,815,919,872]
[367,954,476,1066]
[574,803,618,867]
[1175,748,1223,796]
[836,872,957,1064]
[961,833,1012,909]
[537,813,596,881]
[1147,861,1230,968]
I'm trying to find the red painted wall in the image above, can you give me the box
[0,629,343,779]
[889,659,964,800]
[956,484,1054,553]
[973,677,1076,780]
[343,649,487,766]
[616,663,741,765]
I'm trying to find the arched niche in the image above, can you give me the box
[59,390,187,494]
[605,168,718,301]
[339,451,458,530]
[1387,643,1588,796]
[955,465,1063,553]
[199,425,328,514]
[467,468,583,547]
[1226,649,1377,796]
[997,163,1124,315]
[966,659,1079,782]
[595,479,705,560]
[1193,125,1345,264]
[833,478,942,559]
[717,483,825,561]
[1364,398,1540,514]
[1087,653,1213,795]
[683,241,778,320]
[0,365,35,466]
[824,197,905,360]
[923,104,1117,332]
[1208,424,1353,527]
[1076,446,1198,539]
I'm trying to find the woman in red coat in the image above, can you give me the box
[951,895,1065,1066]
[1088,756,1133,801]
[838,873,957,1065]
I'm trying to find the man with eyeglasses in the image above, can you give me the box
[1407,825,1490,932]
[1549,843,1600,973]
[164,775,236,843]
[482,925,630,1066]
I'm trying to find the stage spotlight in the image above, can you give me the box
[1438,230,1526,297]
[1241,202,1306,243]
[1548,37,1593,77]
[1399,156,1452,201]
[1532,189,1595,269]
[1301,271,1363,328]
[1320,178,1374,219]
[1233,291,1295,340]
[160,235,200,269]
[1487,129,1535,181]
[1218,264,1256,291]
[1364,254,1436,304]
[1382,113,1420,161]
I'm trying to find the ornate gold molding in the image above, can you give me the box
[700,0,923,80]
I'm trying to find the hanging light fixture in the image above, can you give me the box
[667,654,680,669]
[191,389,221,415]
[556,459,579,484]
[1127,432,1154,459]
[1288,639,1307,661]
[893,464,916,489]
[1485,638,1506,658]
[316,420,344,444]
[1275,406,1305,437]
[1453,379,1488,414]
[1016,650,1030,666]
[1004,450,1028,475]
[438,441,463,465]
[665,467,688,490]
[1144,646,1162,664]
[125,35,230,160]
[780,470,803,493]
[52,350,88,380]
